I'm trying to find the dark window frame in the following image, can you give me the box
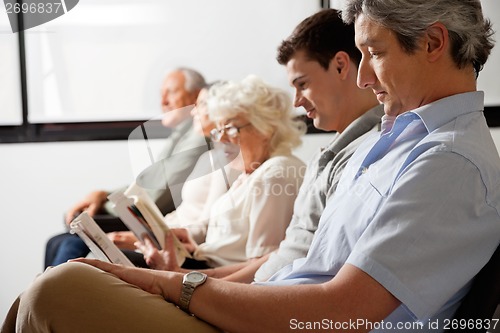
[0,9,172,144]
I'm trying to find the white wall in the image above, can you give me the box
[0,140,133,319]
[491,128,500,154]
[476,0,500,106]
[21,0,320,124]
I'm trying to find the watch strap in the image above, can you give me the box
[179,284,195,312]
[179,272,207,314]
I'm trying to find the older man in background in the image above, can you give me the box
[44,67,207,268]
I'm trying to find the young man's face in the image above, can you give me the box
[354,14,427,117]
[286,50,349,132]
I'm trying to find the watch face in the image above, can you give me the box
[187,272,206,283]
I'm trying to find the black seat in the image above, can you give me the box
[448,244,500,332]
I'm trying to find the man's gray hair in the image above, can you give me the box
[176,67,206,93]
[342,0,495,73]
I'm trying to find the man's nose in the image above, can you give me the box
[294,92,304,108]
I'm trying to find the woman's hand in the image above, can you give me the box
[70,258,179,302]
[135,233,181,272]
[171,228,198,253]
[107,231,137,250]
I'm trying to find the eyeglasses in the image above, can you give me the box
[210,123,251,142]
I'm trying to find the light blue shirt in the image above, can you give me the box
[263,92,500,331]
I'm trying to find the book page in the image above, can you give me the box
[70,212,134,267]
[109,183,192,266]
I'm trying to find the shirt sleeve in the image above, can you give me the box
[347,151,500,320]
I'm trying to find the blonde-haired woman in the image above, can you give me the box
[137,75,306,281]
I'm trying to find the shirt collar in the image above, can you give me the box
[405,91,484,133]
[328,104,384,154]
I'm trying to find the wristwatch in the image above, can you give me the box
[179,271,208,313]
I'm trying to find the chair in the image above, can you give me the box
[448,244,500,332]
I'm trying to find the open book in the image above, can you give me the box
[70,212,134,267]
[108,183,192,266]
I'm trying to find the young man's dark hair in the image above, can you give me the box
[277,9,362,69]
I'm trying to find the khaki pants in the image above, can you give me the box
[1,263,221,333]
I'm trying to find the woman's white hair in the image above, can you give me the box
[207,75,305,156]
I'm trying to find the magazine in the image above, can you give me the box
[108,183,192,266]
[70,212,134,267]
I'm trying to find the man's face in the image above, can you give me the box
[286,50,347,132]
[160,70,198,127]
[160,71,197,113]
[354,14,427,117]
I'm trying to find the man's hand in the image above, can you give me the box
[107,231,138,250]
[65,190,109,224]
[70,258,180,302]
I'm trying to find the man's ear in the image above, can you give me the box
[189,90,201,104]
[425,22,448,63]
[330,51,351,79]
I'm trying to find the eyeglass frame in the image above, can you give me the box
[210,123,251,142]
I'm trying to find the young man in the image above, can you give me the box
[253,8,383,281]
[4,2,499,332]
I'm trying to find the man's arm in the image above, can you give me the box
[75,258,400,333]
[191,264,399,333]
[65,190,109,224]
